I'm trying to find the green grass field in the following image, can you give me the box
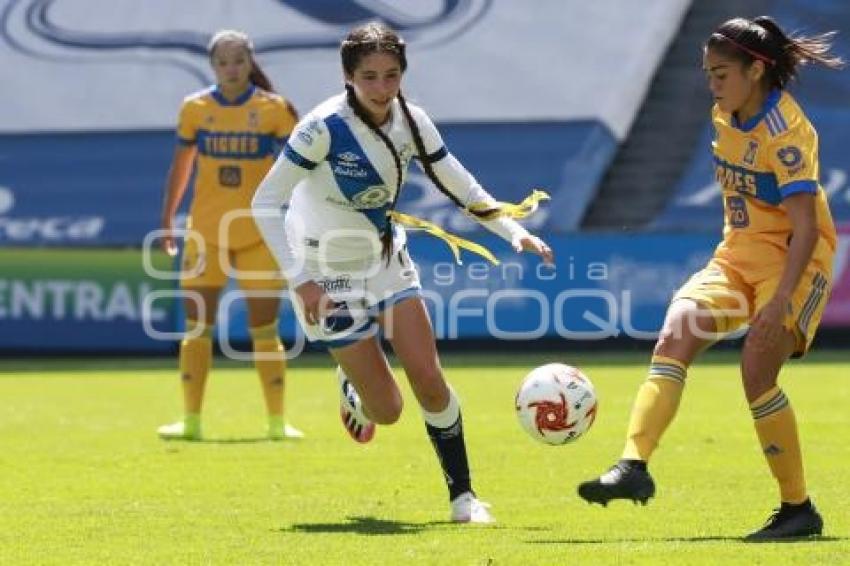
[1,351,848,565]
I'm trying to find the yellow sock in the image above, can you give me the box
[750,386,807,504]
[622,355,687,461]
[179,319,213,414]
[250,321,285,417]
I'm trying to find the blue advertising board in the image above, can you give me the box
[214,233,718,348]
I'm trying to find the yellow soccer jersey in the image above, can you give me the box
[711,90,836,269]
[177,85,297,249]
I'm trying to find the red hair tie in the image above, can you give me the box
[719,34,776,66]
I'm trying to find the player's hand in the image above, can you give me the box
[749,297,789,352]
[160,219,179,257]
[513,234,554,266]
[295,280,335,326]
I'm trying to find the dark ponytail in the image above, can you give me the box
[707,16,844,89]
[396,92,498,220]
[248,56,275,93]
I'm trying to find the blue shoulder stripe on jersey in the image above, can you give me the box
[177,136,195,146]
[283,143,318,170]
[713,155,781,205]
[423,145,448,163]
[323,113,392,233]
[196,130,278,159]
[210,84,256,107]
[732,89,781,132]
[780,180,817,199]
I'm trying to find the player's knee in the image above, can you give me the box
[653,324,690,358]
[367,393,403,425]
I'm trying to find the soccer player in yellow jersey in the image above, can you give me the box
[578,16,843,540]
[158,30,302,441]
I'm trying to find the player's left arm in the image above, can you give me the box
[750,121,820,349]
[412,107,553,264]
[750,193,817,349]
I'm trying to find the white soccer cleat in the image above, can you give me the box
[268,420,305,441]
[337,366,375,443]
[450,492,495,524]
[157,419,202,441]
[283,423,305,439]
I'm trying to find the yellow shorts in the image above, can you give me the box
[673,253,832,357]
[180,236,285,291]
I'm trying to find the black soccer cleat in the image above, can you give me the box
[744,500,823,541]
[577,460,656,506]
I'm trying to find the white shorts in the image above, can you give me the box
[290,247,421,348]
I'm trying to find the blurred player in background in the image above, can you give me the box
[158,30,302,441]
[252,22,552,522]
[578,16,842,540]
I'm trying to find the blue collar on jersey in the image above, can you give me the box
[731,89,781,132]
[211,84,256,107]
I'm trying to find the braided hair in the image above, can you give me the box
[706,16,843,90]
[341,22,498,260]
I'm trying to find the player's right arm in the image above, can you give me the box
[160,144,197,256]
[160,98,200,256]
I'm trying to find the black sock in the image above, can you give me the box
[425,413,472,501]
[619,458,648,472]
[781,498,812,511]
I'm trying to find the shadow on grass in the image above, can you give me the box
[525,535,845,544]
[282,516,536,536]
[160,436,295,445]
[283,516,444,535]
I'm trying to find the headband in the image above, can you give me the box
[717,32,776,66]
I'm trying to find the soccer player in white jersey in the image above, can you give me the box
[252,22,553,523]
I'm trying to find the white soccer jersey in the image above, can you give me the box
[252,93,528,286]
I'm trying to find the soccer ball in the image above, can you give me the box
[515,363,598,445]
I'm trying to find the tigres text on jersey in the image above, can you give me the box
[177,85,297,249]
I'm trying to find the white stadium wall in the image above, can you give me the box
[2,0,690,137]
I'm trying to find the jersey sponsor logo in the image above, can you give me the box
[247,110,259,128]
[295,119,323,146]
[218,165,242,187]
[777,145,805,176]
[332,163,369,179]
[332,151,370,179]
[777,146,802,167]
[351,185,392,209]
[319,275,352,293]
[742,140,758,166]
[297,131,314,145]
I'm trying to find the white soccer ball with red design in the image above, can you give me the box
[515,363,598,445]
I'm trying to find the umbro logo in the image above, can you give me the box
[337,151,361,163]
